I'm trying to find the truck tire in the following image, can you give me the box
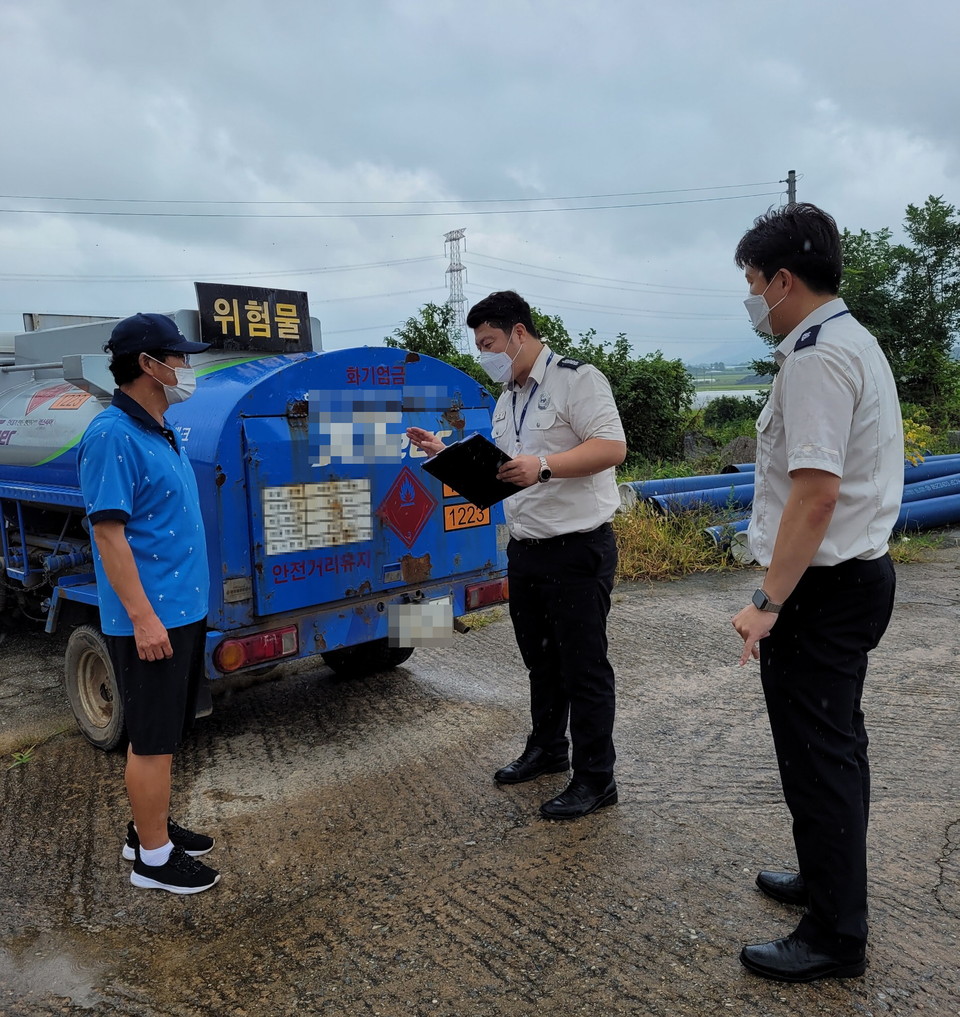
[64,625,127,751]
[321,639,414,679]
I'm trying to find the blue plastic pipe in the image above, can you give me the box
[703,517,750,548]
[900,472,960,503]
[904,456,960,485]
[895,492,960,532]
[622,472,755,500]
[649,484,755,515]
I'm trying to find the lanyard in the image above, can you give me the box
[511,352,554,449]
[822,309,851,324]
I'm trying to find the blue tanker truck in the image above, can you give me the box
[0,301,508,749]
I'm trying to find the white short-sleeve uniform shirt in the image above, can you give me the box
[748,299,904,568]
[490,346,625,541]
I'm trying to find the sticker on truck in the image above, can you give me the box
[442,503,491,531]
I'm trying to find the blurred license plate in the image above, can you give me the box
[443,503,490,531]
[388,596,454,647]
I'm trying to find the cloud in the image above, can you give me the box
[1,0,957,365]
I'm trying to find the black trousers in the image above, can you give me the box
[106,619,205,756]
[507,523,617,786]
[759,554,896,951]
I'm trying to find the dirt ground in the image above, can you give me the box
[1,544,958,1017]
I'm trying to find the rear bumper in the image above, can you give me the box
[203,572,506,678]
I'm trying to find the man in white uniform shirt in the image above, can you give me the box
[407,290,626,820]
[731,205,902,982]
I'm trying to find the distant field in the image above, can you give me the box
[693,381,770,393]
[690,369,770,393]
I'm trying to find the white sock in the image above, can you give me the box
[140,841,173,867]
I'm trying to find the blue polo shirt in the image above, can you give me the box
[78,390,209,636]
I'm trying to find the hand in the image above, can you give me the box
[406,426,446,457]
[496,454,542,488]
[731,604,777,667]
[133,613,174,662]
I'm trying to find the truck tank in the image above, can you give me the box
[0,308,508,749]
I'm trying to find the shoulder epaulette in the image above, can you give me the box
[557,357,584,369]
[793,324,821,351]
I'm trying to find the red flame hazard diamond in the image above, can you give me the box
[27,383,73,415]
[377,466,437,548]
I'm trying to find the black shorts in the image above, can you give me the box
[105,620,206,755]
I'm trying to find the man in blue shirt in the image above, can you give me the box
[78,313,220,894]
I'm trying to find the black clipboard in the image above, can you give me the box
[420,432,524,510]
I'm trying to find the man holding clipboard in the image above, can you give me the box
[407,290,626,820]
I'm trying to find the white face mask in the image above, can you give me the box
[144,354,197,404]
[479,332,520,383]
[743,276,787,337]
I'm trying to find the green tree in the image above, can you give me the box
[557,330,695,462]
[892,196,960,409]
[388,303,694,461]
[531,309,572,350]
[613,349,696,463]
[384,302,488,388]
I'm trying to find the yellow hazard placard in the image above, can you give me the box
[443,503,490,531]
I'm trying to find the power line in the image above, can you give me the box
[324,323,402,336]
[0,180,782,207]
[0,191,783,220]
[468,252,742,296]
[0,254,441,283]
[463,283,742,320]
[305,287,440,305]
[0,288,442,319]
[467,257,743,299]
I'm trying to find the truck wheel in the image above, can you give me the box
[64,626,127,751]
[321,639,414,679]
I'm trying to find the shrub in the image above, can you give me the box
[702,393,767,429]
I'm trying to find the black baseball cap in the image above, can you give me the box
[108,313,210,357]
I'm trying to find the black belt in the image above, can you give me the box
[511,522,612,546]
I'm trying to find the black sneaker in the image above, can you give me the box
[122,819,214,861]
[130,844,221,894]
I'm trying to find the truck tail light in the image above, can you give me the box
[465,578,509,611]
[214,625,299,673]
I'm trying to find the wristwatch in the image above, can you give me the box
[537,456,553,483]
[752,588,783,614]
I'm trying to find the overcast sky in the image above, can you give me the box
[2,0,957,365]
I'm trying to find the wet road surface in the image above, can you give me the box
[1,552,959,1016]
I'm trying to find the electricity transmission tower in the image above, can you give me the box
[444,228,467,351]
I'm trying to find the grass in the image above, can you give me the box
[612,496,948,582]
[459,607,505,631]
[613,502,745,582]
[7,745,36,769]
[2,722,74,768]
[887,531,945,563]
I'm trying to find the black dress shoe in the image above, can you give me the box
[539,779,617,820]
[494,746,569,785]
[756,870,807,906]
[740,932,865,983]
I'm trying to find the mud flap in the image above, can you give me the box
[194,679,214,719]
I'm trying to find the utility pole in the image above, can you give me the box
[782,169,797,205]
[444,228,467,352]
